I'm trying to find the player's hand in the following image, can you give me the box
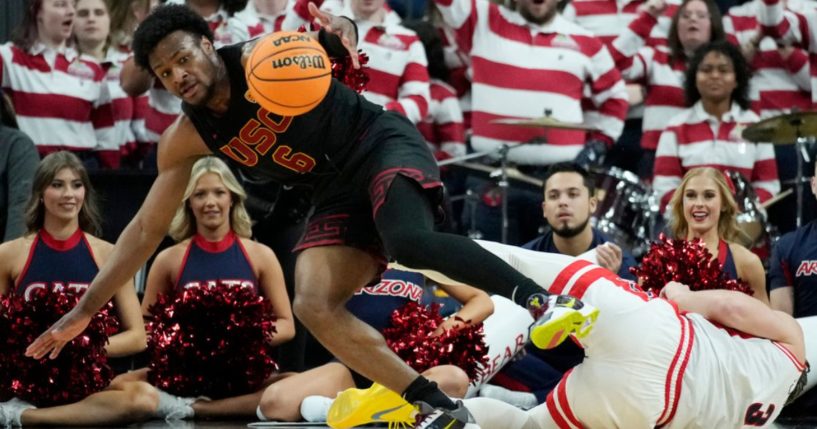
[309,2,360,69]
[25,307,92,360]
[596,242,623,274]
[660,281,691,300]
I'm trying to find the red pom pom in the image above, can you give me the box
[330,51,370,93]
[146,286,278,398]
[382,302,489,382]
[294,25,370,93]
[630,233,753,296]
[0,289,118,406]
[0,297,11,402]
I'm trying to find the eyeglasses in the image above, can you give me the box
[680,12,709,20]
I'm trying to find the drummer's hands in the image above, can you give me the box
[25,306,93,359]
[574,139,608,170]
[596,242,623,274]
[309,2,360,69]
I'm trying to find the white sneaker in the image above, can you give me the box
[479,384,538,410]
[155,390,196,421]
[300,395,332,422]
[0,398,35,428]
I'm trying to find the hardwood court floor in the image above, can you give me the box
[111,418,817,428]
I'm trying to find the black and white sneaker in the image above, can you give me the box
[414,401,473,429]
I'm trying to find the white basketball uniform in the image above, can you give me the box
[402,241,806,429]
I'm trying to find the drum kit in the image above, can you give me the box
[440,111,817,258]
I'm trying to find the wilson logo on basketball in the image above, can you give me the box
[270,54,326,70]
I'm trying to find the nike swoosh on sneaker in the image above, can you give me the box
[371,404,409,421]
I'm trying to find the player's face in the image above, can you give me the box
[189,173,233,232]
[517,0,559,25]
[682,175,722,236]
[542,172,596,238]
[696,51,736,105]
[149,31,220,107]
[74,0,110,47]
[42,167,86,224]
[677,0,712,54]
[37,0,76,46]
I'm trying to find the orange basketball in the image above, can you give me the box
[245,32,332,116]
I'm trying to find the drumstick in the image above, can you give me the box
[761,188,793,209]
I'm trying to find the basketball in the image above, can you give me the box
[245,32,332,116]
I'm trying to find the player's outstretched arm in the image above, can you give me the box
[662,281,805,364]
[25,117,211,360]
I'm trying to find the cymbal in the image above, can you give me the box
[742,111,817,144]
[490,117,598,131]
[453,162,544,187]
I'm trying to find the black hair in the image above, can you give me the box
[132,4,214,72]
[221,0,250,16]
[684,40,751,110]
[0,93,18,129]
[401,20,449,82]
[543,162,595,195]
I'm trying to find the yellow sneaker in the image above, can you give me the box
[327,383,417,429]
[528,294,600,349]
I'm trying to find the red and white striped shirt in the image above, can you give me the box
[653,102,780,211]
[434,0,628,165]
[610,12,687,151]
[563,0,680,49]
[757,0,817,108]
[417,79,466,160]
[724,0,811,119]
[0,42,116,164]
[284,0,432,124]
[86,48,141,167]
[235,0,287,34]
[437,24,473,131]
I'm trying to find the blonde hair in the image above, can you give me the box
[668,167,741,242]
[168,157,253,241]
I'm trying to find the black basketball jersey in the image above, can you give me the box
[182,42,384,187]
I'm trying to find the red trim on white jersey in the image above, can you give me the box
[656,311,694,427]
[546,369,584,429]
[772,341,807,372]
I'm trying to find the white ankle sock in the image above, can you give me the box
[300,395,333,422]
[256,405,269,421]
